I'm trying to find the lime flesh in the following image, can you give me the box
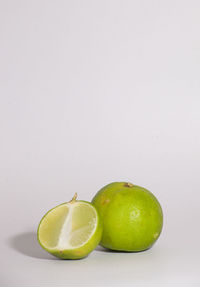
[37,195,102,259]
[92,182,163,252]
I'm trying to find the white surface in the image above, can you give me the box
[0,0,200,286]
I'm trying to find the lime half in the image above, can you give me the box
[37,194,102,259]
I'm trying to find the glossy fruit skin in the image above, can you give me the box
[92,182,163,252]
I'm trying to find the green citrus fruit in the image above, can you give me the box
[92,182,163,252]
[37,194,103,259]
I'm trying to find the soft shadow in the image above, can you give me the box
[8,232,56,260]
[95,245,126,253]
[95,245,151,253]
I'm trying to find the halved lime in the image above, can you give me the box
[37,194,102,259]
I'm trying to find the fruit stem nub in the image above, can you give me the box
[124,182,134,187]
[70,193,78,203]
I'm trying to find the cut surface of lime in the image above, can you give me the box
[37,194,102,259]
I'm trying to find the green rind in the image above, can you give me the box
[92,182,163,252]
[37,200,103,259]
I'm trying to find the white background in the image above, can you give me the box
[0,0,200,286]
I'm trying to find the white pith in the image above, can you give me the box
[57,203,73,249]
[45,202,98,251]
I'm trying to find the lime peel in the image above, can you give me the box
[37,194,102,259]
[92,182,163,252]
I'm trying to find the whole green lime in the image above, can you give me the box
[92,182,163,252]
